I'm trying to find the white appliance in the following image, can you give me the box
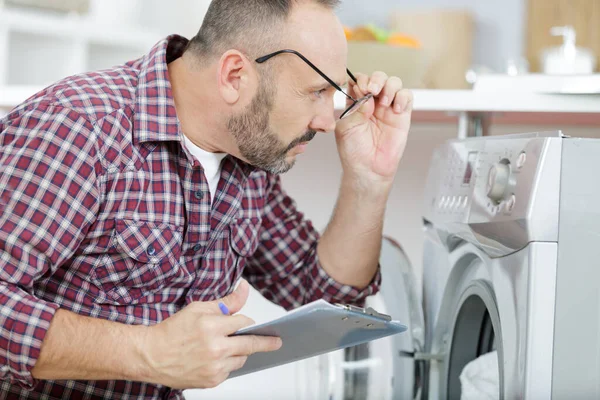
[404,131,600,399]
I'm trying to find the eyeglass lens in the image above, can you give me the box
[340,93,373,119]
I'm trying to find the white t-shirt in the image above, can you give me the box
[182,134,227,203]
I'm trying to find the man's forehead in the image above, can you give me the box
[289,34,347,70]
[286,1,346,49]
[292,46,348,85]
[282,2,348,86]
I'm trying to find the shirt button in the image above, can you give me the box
[194,244,202,252]
[146,245,157,257]
[195,190,204,200]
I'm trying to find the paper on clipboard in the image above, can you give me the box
[228,299,407,379]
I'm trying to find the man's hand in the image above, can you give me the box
[335,71,413,188]
[139,280,282,389]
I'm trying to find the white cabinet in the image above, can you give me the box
[0,5,163,113]
[0,6,162,86]
[0,1,215,114]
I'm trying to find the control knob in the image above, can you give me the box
[487,161,511,203]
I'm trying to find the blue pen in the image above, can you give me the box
[218,302,229,315]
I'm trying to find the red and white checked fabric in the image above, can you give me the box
[0,35,381,399]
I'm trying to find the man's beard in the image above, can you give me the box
[227,83,316,174]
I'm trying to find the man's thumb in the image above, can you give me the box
[217,279,249,315]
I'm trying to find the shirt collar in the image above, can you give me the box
[133,35,262,179]
[134,34,188,144]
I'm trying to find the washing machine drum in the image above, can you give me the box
[429,256,503,400]
[448,293,498,398]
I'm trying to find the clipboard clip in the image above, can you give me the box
[336,303,393,322]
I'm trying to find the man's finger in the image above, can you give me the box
[366,71,388,96]
[392,88,414,114]
[216,314,256,335]
[378,76,404,108]
[222,355,249,373]
[227,334,283,356]
[354,73,369,95]
[187,280,250,316]
[214,279,251,315]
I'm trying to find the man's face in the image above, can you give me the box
[227,3,347,174]
[227,75,316,174]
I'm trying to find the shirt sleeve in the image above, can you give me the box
[243,173,381,311]
[0,104,100,389]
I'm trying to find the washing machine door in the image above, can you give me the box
[303,237,425,400]
[425,242,503,400]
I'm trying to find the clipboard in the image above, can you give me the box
[228,299,407,378]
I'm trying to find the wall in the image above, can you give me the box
[280,122,454,296]
[135,0,212,38]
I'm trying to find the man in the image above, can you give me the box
[0,0,413,398]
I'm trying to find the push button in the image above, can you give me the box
[194,244,202,252]
[195,190,204,200]
[506,195,516,212]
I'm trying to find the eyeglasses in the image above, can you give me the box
[255,49,373,119]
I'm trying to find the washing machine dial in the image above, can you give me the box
[487,160,511,203]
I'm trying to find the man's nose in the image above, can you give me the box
[309,105,337,133]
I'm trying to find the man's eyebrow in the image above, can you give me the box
[310,79,347,91]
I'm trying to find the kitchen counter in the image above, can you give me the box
[333,89,600,114]
[4,85,600,113]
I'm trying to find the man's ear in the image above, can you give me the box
[217,50,253,105]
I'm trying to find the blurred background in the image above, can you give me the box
[1,0,598,90]
[0,1,599,398]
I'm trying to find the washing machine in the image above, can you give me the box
[397,130,600,399]
[192,130,600,399]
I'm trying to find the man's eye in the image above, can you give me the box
[314,88,327,98]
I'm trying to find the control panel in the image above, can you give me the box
[422,132,563,256]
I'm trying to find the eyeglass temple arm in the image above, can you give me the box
[256,49,357,101]
[346,68,358,84]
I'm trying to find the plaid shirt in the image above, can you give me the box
[0,35,380,399]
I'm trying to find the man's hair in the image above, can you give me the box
[186,0,340,64]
